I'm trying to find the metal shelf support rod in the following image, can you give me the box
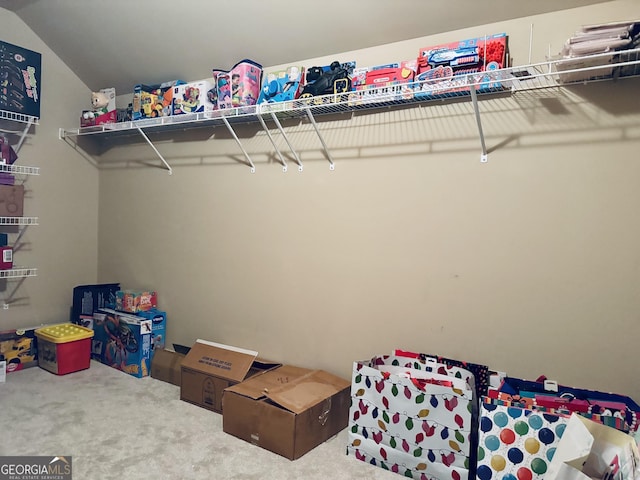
[2,276,26,309]
[469,82,488,163]
[305,108,335,170]
[269,113,303,172]
[135,126,173,175]
[15,119,33,154]
[221,117,256,173]
[256,114,288,172]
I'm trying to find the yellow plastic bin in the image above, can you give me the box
[35,323,94,375]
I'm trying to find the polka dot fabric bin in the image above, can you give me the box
[476,399,568,480]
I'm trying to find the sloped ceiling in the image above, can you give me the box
[3,0,612,94]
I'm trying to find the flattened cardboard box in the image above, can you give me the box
[151,348,184,386]
[223,365,351,460]
[180,339,280,413]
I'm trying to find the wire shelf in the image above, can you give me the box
[0,110,39,125]
[0,216,38,226]
[0,267,37,279]
[0,164,40,175]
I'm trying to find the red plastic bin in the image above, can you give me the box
[35,323,93,375]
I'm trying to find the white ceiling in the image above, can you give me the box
[4,0,611,94]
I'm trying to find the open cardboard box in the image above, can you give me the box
[180,339,280,413]
[151,348,185,386]
[223,365,351,460]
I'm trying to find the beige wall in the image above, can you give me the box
[5,1,639,402]
[0,9,98,329]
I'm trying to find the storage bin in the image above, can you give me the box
[35,323,93,375]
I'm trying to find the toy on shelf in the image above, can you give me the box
[132,80,185,121]
[300,61,355,101]
[350,60,417,103]
[0,40,41,118]
[81,88,116,127]
[213,59,263,109]
[414,33,508,99]
[172,79,216,115]
[257,66,305,104]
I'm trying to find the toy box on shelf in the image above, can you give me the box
[257,66,306,104]
[0,40,41,118]
[299,60,356,104]
[0,184,24,216]
[0,327,38,373]
[213,59,263,110]
[132,80,185,120]
[414,33,508,99]
[80,87,116,127]
[91,308,152,378]
[171,79,216,115]
[350,60,417,104]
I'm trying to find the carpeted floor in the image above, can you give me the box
[0,360,399,480]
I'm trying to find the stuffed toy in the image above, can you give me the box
[83,91,110,120]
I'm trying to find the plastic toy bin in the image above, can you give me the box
[35,323,94,375]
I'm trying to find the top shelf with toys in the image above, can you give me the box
[59,25,640,173]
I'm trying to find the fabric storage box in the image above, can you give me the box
[91,308,152,378]
[347,353,477,480]
[0,246,12,269]
[0,184,24,216]
[180,339,280,414]
[35,323,93,375]
[223,365,351,460]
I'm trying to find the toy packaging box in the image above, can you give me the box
[71,283,120,328]
[0,327,38,373]
[172,79,216,115]
[213,59,262,110]
[115,289,157,313]
[91,308,152,378]
[257,66,305,104]
[351,60,417,103]
[80,87,117,127]
[415,33,508,99]
[299,61,356,104]
[132,80,185,120]
[35,323,94,375]
[0,40,41,119]
[230,59,262,107]
[136,308,166,362]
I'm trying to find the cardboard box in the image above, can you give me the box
[115,289,157,313]
[91,308,152,378]
[0,184,24,217]
[0,40,41,119]
[223,366,351,460]
[151,348,184,386]
[180,340,280,414]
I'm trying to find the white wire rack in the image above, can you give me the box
[0,164,40,175]
[58,48,640,171]
[0,216,38,226]
[0,267,37,279]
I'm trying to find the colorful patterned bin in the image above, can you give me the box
[35,323,93,375]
